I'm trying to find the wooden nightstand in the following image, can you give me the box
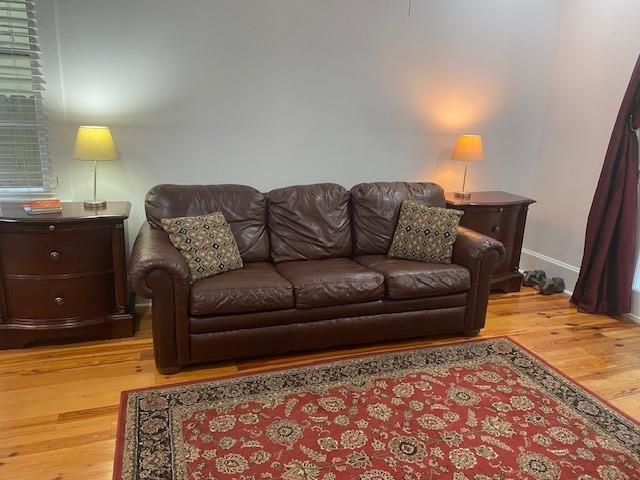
[0,201,136,348]
[446,191,535,292]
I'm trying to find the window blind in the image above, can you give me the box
[0,0,50,195]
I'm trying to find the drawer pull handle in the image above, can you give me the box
[492,225,501,234]
[498,208,505,214]
[48,225,56,232]
[54,296,65,307]
[49,251,60,262]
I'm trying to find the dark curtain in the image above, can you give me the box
[571,54,640,314]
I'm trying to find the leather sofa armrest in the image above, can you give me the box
[129,222,191,298]
[452,226,505,271]
[452,226,505,335]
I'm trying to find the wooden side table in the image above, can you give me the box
[0,201,136,348]
[446,191,535,292]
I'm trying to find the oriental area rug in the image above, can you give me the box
[114,338,640,480]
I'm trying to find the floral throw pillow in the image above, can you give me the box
[388,200,463,264]
[161,212,243,282]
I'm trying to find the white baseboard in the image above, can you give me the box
[521,248,640,321]
[520,248,579,295]
[624,312,640,324]
[135,298,151,308]
[629,291,640,323]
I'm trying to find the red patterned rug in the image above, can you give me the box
[114,338,640,479]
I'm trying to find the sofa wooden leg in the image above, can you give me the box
[157,365,181,375]
[463,329,480,337]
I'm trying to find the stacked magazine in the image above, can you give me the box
[22,199,63,215]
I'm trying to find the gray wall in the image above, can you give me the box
[520,0,640,306]
[37,0,640,315]
[37,0,560,246]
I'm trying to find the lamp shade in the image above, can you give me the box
[452,134,484,162]
[72,126,117,161]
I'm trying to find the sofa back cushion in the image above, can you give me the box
[350,181,445,255]
[267,183,352,263]
[145,184,269,262]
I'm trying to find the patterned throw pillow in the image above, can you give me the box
[388,200,463,264]
[160,212,243,282]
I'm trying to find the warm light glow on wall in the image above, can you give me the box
[419,162,460,191]
[404,72,502,131]
[402,70,502,191]
[418,89,494,130]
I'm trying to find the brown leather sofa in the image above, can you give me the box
[129,182,504,373]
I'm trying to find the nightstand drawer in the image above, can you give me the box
[3,273,116,320]
[0,228,113,275]
[456,206,518,242]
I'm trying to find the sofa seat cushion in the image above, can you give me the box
[354,255,470,300]
[275,258,384,309]
[190,262,294,315]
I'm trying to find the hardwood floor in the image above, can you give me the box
[1,288,639,479]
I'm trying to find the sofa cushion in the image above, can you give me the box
[161,212,243,282]
[275,258,384,309]
[388,200,463,264]
[267,183,352,263]
[189,294,468,334]
[354,255,470,300]
[350,182,446,256]
[146,184,269,262]
[190,262,294,315]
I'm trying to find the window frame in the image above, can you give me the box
[0,0,52,199]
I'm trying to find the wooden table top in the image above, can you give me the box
[0,201,131,222]
[445,191,536,207]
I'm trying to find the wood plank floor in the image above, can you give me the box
[1,288,639,480]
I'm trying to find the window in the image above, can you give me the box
[0,0,50,196]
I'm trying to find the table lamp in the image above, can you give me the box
[452,134,483,199]
[73,126,117,209]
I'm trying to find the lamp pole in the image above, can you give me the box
[92,160,97,203]
[461,161,469,194]
[455,161,472,199]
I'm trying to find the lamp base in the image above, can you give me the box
[453,191,472,199]
[83,199,107,209]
